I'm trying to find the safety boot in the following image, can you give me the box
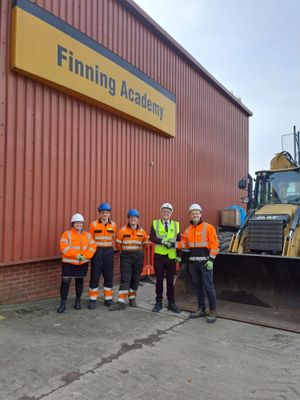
[207,309,217,323]
[74,297,81,310]
[129,299,137,307]
[152,301,162,312]
[190,308,207,318]
[104,299,115,307]
[57,300,66,314]
[88,300,96,310]
[167,302,181,313]
[109,301,126,311]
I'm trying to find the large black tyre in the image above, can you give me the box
[218,231,234,253]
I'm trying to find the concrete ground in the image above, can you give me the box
[0,282,299,400]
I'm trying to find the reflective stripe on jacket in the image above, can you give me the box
[89,219,117,248]
[152,219,179,259]
[178,222,219,260]
[60,228,97,265]
[116,225,148,252]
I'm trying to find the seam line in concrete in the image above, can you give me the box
[22,317,188,400]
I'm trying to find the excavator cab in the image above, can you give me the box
[175,151,300,332]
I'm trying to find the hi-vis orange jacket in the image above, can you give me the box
[60,228,96,265]
[116,225,148,252]
[89,219,117,248]
[178,222,219,261]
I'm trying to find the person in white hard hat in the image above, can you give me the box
[57,213,96,313]
[150,203,181,313]
[178,204,219,323]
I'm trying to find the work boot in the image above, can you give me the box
[57,300,66,314]
[109,301,126,311]
[207,309,217,323]
[167,302,181,313]
[88,300,96,310]
[74,297,81,310]
[104,299,115,307]
[129,299,137,307]
[190,308,207,318]
[152,301,162,312]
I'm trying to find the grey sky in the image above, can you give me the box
[134,0,300,175]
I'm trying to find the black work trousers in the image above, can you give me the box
[89,247,114,289]
[154,254,176,303]
[119,251,144,292]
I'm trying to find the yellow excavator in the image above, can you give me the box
[175,150,300,332]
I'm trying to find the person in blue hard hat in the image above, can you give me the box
[109,209,148,311]
[87,202,117,309]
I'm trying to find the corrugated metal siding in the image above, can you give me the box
[0,0,249,264]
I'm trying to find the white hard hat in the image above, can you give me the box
[71,213,84,223]
[160,202,173,212]
[188,203,202,213]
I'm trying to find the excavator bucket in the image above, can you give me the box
[175,254,300,333]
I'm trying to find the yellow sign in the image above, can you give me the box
[11,0,176,136]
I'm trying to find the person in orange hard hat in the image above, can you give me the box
[150,203,181,313]
[57,213,96,313]
[179,204,219,323]
[109,209,148,311]
[88,202,117,310]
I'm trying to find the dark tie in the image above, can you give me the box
[164,222,169,232]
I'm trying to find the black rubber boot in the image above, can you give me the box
[104,299,115,307]
[167,302,181,313]
[57,300,66,314]
[74,297,81,310]
[152,301,162,312]
[129,299,137,307]
[109,301,126,311]
[88,300,96,310]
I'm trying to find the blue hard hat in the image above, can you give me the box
[98,202,111,212]
[127,209,140,217]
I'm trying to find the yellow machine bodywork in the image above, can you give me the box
[230,204,300,257]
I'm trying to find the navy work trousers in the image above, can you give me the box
[89,247,114,289]
[188,260,217,310]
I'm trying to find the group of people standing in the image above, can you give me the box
[57,202,219,324]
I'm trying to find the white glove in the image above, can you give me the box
[162,239,172,249]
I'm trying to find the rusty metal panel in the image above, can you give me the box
[0,0,249,264]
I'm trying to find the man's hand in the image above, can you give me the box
[175,257,182,263]
[162,239,172,249]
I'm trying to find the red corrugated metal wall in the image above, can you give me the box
[0,0,249,264]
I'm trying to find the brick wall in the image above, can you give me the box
[0,256,121,305]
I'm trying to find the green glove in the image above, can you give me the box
[162,239,172,249]
[175,257,182,263]
[205,260,213,271]
[76,254,85,262]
